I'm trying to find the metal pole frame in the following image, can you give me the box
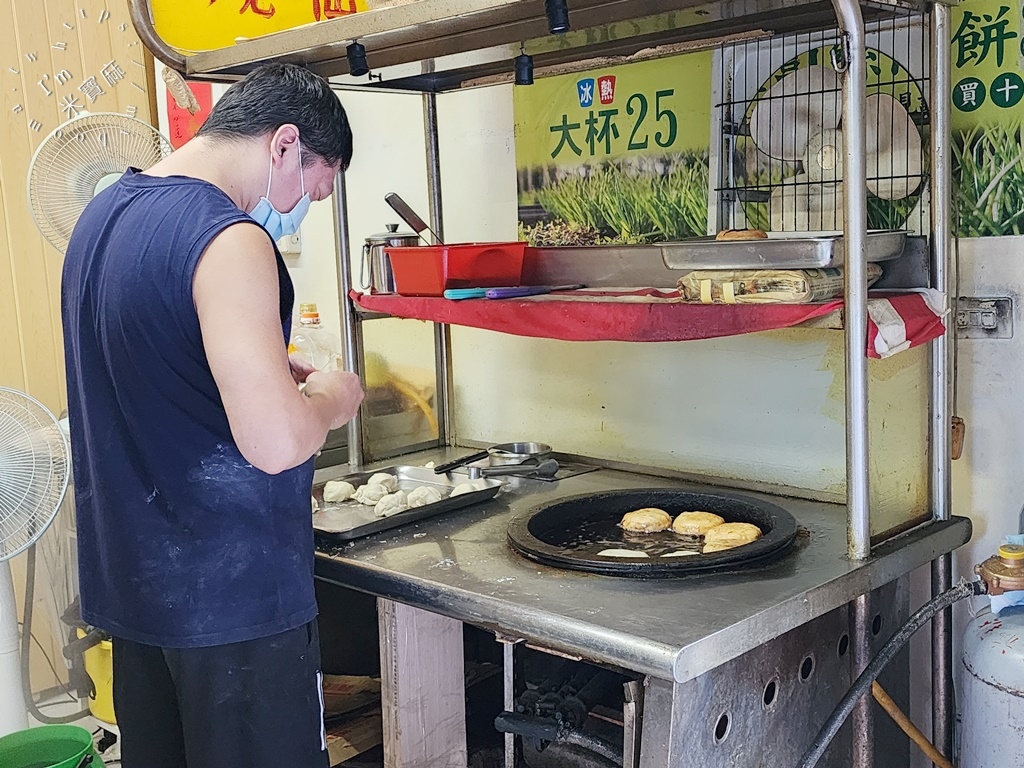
[929,3,955,759]
[830,0,870,562]
[332,170,365,467]
[830,0,871,761]
[423,89,454,447]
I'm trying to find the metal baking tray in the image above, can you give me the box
[659,230,907,270]
[312,465,501,541]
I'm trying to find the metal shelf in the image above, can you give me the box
[132,0,922,91]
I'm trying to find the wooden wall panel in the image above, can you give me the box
[0,0,158,696]
[0,0,156,412]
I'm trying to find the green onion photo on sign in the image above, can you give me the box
[951,0,1024,235]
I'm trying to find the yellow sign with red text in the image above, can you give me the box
[150,0,368,54]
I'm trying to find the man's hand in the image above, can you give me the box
[289,353,317,384]
[303,370,364,430]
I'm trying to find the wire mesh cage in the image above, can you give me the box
[716,12,932,235]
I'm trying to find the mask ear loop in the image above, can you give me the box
[297,138,306,198]
[265,150,274,199]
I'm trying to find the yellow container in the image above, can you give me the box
[78,629,116,724]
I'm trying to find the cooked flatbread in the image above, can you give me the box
[672,511,726,536]
[703,522,762,550]
[619,508,673,533]
[702,542,735,553]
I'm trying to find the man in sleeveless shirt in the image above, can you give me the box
[62,63,363,768]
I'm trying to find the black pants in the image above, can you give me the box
[112,621,330,768]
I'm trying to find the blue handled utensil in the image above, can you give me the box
[485,284,585,299]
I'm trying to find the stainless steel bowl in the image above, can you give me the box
[487,442,552,465]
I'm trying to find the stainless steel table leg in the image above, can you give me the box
[637,677,674,768]
[503,641,515,768]
[378,598,468,768]
[852,592,874,768]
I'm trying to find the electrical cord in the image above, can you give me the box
[17,621,78,702]
[21,544,91,724]
[797,579,986,768]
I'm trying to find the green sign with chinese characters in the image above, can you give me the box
[951,0,1024,235]
[514,52,712,244]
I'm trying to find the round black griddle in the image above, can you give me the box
[507,488,799,577]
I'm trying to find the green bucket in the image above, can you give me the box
[0,725,100,768]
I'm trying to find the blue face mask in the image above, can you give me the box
[248,139,311,242]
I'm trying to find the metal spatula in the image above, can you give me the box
[385,192,443,245]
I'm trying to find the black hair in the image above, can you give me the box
[196,63,353,169]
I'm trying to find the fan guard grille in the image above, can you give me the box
[0,388,69,561]
[28,112,172,254]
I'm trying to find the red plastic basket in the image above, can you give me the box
[386,242,527,296]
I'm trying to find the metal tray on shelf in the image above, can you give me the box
[659,230,907,270]
[312,465,501,541]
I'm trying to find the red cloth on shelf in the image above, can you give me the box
[353,289,945,357]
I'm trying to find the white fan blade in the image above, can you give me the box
[749,65,842,162]
[864,93,923,200]
[769,175,844,232]
[804,128,844,184]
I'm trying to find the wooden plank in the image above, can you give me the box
[327,710,384,766]
[1,1,63,410]
[0,110,27,392]
[377,598,468,768]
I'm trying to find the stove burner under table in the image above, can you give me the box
[507,488,799,577]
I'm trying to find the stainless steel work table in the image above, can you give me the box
[312,451,970,766]
[313,451,969,678]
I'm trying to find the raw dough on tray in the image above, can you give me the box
[408,486,444,508]
[374,490,409,518]
[451,481,486,497]
[353,483,389,506]
[323,480,356,503]
[367,473,399,493]
[619,508,672,533]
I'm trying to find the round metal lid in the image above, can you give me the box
[366,223,418,244]
[507,488,799,577]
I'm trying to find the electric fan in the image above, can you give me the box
[746,63,924,231]
[0,388,69,736]
[28,112,172,254]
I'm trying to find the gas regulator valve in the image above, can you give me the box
[974,544,1024,595]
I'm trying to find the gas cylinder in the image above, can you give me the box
[959,604,1024,766]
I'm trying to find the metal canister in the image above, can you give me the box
[361,224,419,293]
[959,599,1024,765]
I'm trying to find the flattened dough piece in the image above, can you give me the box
[323,480,356,503]
[703,522,762,549]
[598,549,650,558]
[367,473,399,493]
[312,496,319,514]
[374,490,409,518]
[451,481,486,497]
[353,483,389,506]
[672,511,726,536]
[407,486,443,508]
[661,550,700,558]
[619,508,673,533]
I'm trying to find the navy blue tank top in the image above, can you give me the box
[62,169,317,648]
